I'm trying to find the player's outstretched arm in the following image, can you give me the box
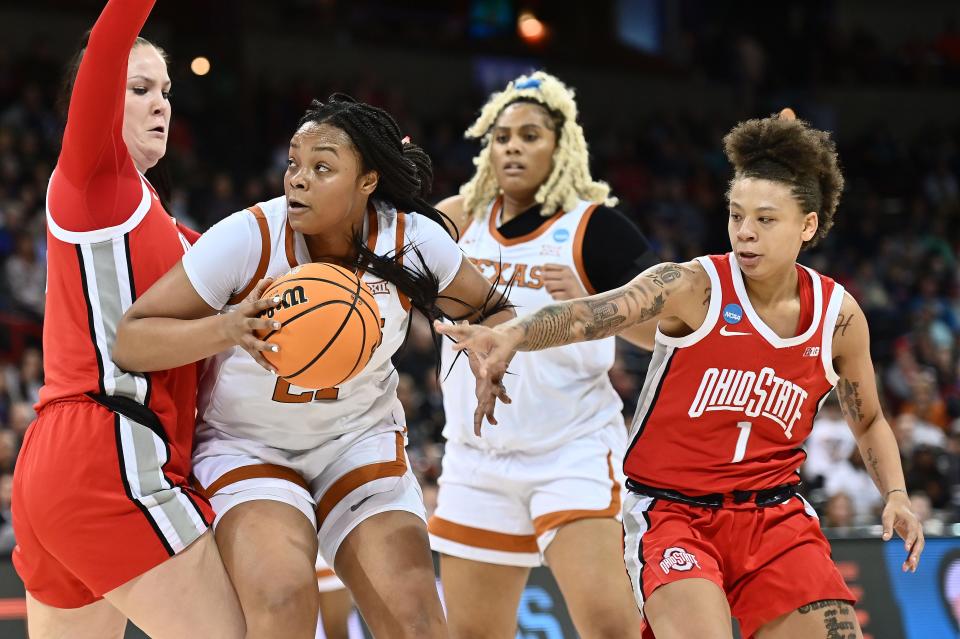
[437,261,697,353]
[833,292,923,572]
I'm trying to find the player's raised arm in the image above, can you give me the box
[59,0,155,187]
[832,291,923,572]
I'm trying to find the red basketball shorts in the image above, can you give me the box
[622,491,855,638]
[12,398,213,608]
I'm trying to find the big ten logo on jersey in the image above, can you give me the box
[688,367,809,438]
[262,285,308,319]
[468,257,545,289]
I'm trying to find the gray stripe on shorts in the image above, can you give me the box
[123,416,206,551]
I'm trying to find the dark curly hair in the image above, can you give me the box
[722,112,844,249]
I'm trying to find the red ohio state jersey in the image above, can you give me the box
[624,253,845,494]
[35,0,201,476]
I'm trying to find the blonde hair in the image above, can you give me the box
[460,70,617,218]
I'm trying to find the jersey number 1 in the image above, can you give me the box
[731,421,752,463]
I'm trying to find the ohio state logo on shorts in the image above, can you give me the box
[659,546,701,574]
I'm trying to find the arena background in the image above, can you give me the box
[0,1,959,637]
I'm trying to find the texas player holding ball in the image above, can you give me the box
[437,109,924,639]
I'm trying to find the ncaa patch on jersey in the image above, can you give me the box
[552,228,570,243]
[660,546,700,574]
[722,303,743,324]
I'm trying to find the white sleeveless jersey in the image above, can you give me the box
[441,197,624,453]
[183,196,462,451]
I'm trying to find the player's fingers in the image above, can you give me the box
[434,319,471,340]
[245,294,282,315]
[908,528,925,572]
[881,508,894,541]
[249,316,281,334]
[496,383,512,404]
[242,343,278,373]
[243,335,278,354]
[541,263,566,274]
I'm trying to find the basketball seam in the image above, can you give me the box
[284,274,366,383]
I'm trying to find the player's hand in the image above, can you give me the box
[465,346,512,436]
[435,320,519,434]
[542,264,588,301]
[220,277,282,373]
[881,490,924,572]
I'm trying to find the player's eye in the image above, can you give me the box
[132,87,147,95]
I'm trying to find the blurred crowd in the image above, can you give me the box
[0,10,958,551]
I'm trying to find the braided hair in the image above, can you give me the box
[297,94,509,329]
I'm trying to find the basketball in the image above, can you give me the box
[256,262,382,390]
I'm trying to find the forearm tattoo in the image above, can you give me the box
[837,378,864,424]
[798,600,858,639]
[866,447,883,492]
[515,267,679,350]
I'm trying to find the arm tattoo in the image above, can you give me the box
[645,264,682,288]
[515,273,673,350]
[834,313,853,336]
[866,447,883,491]
[837,378,864,424]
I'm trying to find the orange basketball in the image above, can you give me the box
[256,263,382,390]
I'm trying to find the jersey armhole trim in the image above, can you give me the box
[572,203,600,295]
[654,256,721,348]
[46,171,152,244]
[820,284,845,385]
[227,206,270,305]
[395,212,411,312]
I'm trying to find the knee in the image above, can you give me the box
[244,579,319,635]
[385,600,446,639]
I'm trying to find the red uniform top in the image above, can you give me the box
[624,253,846,494]
[39,0,199,472]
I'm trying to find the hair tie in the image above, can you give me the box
[401,135,411,145]
[515,78,542,90]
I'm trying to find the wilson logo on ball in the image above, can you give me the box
[261,285,309,319]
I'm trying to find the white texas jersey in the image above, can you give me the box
[182,196,462,451]
[441,197,624,453]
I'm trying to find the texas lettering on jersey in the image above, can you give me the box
[468,257,545,290]
[688,366,809,438]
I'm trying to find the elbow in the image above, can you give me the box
[112,319,142,373]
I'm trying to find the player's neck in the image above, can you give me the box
[741,263,799,309]
[500,191,537,224]
[304,209,365,262]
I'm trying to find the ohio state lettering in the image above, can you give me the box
[660,547,700,574]
[688,367,809,438]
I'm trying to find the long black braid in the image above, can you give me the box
[297,94,512,358]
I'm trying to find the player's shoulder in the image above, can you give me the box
[433,194,470,237]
